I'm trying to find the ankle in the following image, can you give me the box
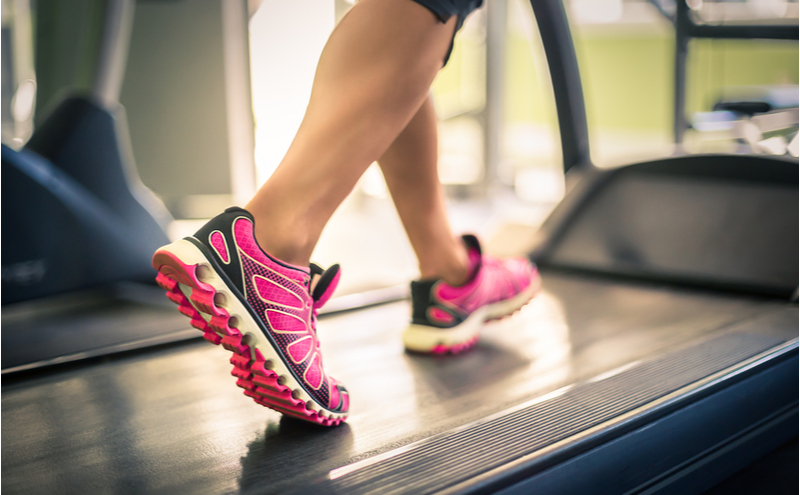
[438,266,470,287]
[255,227,315,267]
[246,211,315,267]
[418,243,470,286]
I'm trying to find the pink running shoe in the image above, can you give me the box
[403,235,541,354]
[151,207,348,426]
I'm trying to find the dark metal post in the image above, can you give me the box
[93,0,135,106]
[674,0,690,145]
[527,0,591,172]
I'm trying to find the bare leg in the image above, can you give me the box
[245,0,457,266]
[378,96,469,286]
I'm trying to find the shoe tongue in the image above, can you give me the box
[310,263,340,308]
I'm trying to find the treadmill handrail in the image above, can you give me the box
[527,0,591,173]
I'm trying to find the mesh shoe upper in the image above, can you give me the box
[410,235,538,328]
[188,207,346,412]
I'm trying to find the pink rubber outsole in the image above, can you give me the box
[430,335,481,355]
[152,250,346,427]
[426,284,539,356]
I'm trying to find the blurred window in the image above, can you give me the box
[684,37,798,155]
[565,0,798,164]
[689,0,799,24]
[567,0,676,167]
[500,0,564,204]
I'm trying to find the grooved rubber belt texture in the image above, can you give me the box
[307,332,786,494]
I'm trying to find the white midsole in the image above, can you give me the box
[158,238,345,419]
[402,276,541,352]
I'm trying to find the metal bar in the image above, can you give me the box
[221,0,257,206]
[527,0,591,172]
[686,23,799,41]
[674,0,690,144]
[484,0,507,191]
[92,0,135,106]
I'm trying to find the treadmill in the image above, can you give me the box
[2,1,797,494]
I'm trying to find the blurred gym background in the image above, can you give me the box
[2,0,798,296]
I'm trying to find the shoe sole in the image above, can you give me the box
[402,275,542,355]
[152,239,347,426]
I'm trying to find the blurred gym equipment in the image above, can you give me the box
[2,1,797,493]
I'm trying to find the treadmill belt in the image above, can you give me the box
[2,272,796,494]
[1,283,192,372]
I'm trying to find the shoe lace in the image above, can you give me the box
[307,263,340,349]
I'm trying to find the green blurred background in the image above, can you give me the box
[432,1,798,174]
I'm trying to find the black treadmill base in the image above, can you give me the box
[700,437,799,495]
[496,354,798,495]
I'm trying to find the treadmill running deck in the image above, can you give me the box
[2,272,796,494]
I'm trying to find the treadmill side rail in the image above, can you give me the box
[492,350,798,495]
[311,327,798,494]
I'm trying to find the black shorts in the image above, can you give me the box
[411,0,484,65]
